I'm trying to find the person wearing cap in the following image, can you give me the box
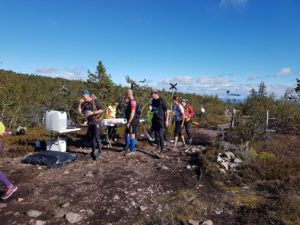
[172,96,186,148]
[124,89,139,156]
[78,89,104,160]
[150,89,169,153]
[181,99,195,145]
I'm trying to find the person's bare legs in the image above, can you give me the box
[174,136,178,147]
[181,135,186,145]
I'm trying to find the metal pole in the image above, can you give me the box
[266,110,269,132]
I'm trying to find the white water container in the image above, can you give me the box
[45,111,67,132]
[46,139,67,152]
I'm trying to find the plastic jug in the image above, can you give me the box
[46,111,67,132]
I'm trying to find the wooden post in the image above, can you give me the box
[230,108,236,128]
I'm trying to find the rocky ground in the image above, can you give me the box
[1,129,299,225]
[0,134,240,225]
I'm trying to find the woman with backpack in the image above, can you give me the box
[171,96,186,148]
[181,99,195,145]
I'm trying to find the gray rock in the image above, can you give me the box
[224,151,235,160]
[229,163,239,170]
[113,195,120,201]
[0,203,7,208]
[63,170,70,175]
[85,171,94,177]
[188,219,199,225]
[161,166,169,170]
[139,206,147,211]
[220,161,229,170]
[131,201,136,206]
[33,220,46,225]
[214,208,223,214]
[137,188,142,192]
[65,212,82,224]
[234,158,242,164]
[26,210,42,218]
[202,220,213,225]
[53,209,68,218]
[14,212,20,216]
[17,198,24,202]
[60,202,70,208]
[186,165,192,170]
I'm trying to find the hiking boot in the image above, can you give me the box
[188,138,193,145]
[93,153,101,161]
[1,186,18,200]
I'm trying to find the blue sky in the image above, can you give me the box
[0,0,299,98]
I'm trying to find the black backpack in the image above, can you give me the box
[135,103,142,118]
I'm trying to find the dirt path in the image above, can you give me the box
[0,143,235,225]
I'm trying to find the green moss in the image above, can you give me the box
[223,186,241,192]
[235,194,258,209]
[257,151,276,161]
[249,147,258,159]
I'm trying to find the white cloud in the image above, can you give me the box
[277,67,292,76]
[158,75,249,97]
[36,66,86,80]
[197,76,230,85]
[155,74,290,98]
[220,0,248,7]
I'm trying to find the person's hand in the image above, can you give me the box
[165,121,169,128]
[79,98,84,104]
[126,123,130,129]
[181,124,184,128]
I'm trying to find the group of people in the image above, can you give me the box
[78,88,195,160]
[0,88,195,200]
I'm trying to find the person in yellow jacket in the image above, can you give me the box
[107,102,119,141]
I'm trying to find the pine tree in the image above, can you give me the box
[295,78,300,96]
[87,61,115,103]
[258,81,267,97]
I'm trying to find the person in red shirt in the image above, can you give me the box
[124,89,138,155]
[182,99,195,145]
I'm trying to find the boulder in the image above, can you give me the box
[188,219,199,225]
[65,213,82,224]
[202,220,213,225]
[190,128,220,145]
[26,210,42,218]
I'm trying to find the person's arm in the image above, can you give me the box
[78,99,84,114]
[165,110,170,127]
[107,106,112,118]
[93,101,105,115]
[180,106,185,127]
[162,99,169,127]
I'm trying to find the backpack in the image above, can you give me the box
[135,103,142,118]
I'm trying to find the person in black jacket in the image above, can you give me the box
[78,90,104,160]
[150,89,169,152]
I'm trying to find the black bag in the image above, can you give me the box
[22,151,78,168]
